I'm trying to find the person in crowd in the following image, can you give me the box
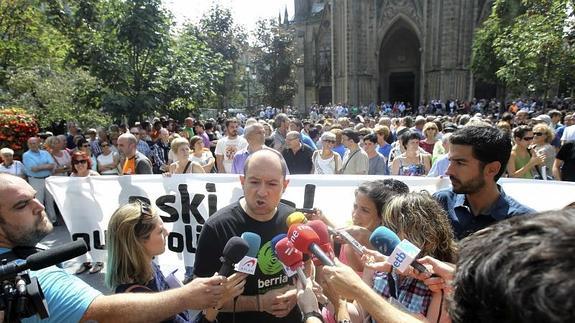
[70,151,103,274]
[312,131,342,174]
[194,121,212,149]
[272,113,290,152]
[45,136,71,177]
[150,128,171,174]
[193,149,301,323]
[282,131,314,174]
[182,117,195,139]
[90,127,110,157]
[428,133,452,177]
[531,123,556,174]
[419,122,439,155]
[553,138,575,181]
[167,137,205,175]
[22,137,56,223]
[204,121,219,156]
[0,148,25,178]
[390,131,431,176]
[374,125,392,160]
[290,118,317,150]
[507,125,545,179]
[330,128,346,159]
[340,129,369,175]
[76,138,98,172]
[231,123,270,174]
[65,122,81,149]
[215,118,248,173]
[189,135,215,173]
[117,133,153,175]
[0,173,230,323]
[97,140,120,175]
[434,126,535,240]
[106,200,246,323]
[321,209,575,323]
[363,133,388,175]
[130,127,152,158]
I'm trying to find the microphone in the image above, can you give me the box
[234,232,261,275]
[271,234,287,257]
[306,220,335,263]
[369,226,430,275]
[273,237,307,283]
[218,237,249,277]
[288,224,334,266]
[0,240,88,280]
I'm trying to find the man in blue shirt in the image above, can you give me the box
[0,174,232,322]
[433,126,535,240]
[22,137,56,223]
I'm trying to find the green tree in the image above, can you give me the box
[252,19,296,109]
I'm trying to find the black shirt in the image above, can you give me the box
[193,201,301,323]
[282,145,314,174]
[557,142,575,182]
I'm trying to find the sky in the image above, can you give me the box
[163,0,294,32]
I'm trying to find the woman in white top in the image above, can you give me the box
[312,132,342,174]
[189,136,215,173]
[166,137,204,174]
[531,123,556,175]
[45,136,71,176]
[0,148,25,178]
[97,140,120,175]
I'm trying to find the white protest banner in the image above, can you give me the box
[46,174,575,276]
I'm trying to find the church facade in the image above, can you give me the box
[292,0,494,110]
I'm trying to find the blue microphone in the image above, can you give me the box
[241,232,262,258]
[369,226,401,256]
[271,233,287,257]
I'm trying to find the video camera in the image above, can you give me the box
[0,240,88,322]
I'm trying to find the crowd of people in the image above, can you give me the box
[0,99,574,322]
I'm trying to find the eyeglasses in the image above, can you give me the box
[72,159,87,164]
[323,140,335,144]
[134,199,154,236]
[82,144,90,148]
[100,143,109,147]
[533,132,544,137]
[522,136,534,141]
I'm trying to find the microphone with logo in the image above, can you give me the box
[273,237,308,284]
[369,226,430,275]
[233,232,261,275]
[288,224,335,266]
[287,211,365,255]
[306,220,335,265]
[218,237,250,277]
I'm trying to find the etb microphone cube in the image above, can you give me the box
[386,240,421,273]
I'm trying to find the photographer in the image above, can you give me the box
[0,174,227,322]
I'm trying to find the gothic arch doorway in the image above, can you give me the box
[378,20,421,107]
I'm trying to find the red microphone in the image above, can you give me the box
[288,224,335,266]
[306,220,335,265]
[274,237,308,283]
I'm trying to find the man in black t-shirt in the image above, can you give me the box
[554,142,575,182]
[193,149,301,323]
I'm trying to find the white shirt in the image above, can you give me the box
[561,125,575,143]
[0,160,25,177]
[215,136,248,173]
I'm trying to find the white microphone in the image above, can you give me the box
[386,239,430,274]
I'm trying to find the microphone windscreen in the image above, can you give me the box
[307,220,330,246]
[222,236,249,264]
[241,232,261,258]
[271,233,287,256]
[286,212,307,227]
[369,226,401,256]
[303,184,316,209]
[274,237,303,269]
[288,224,320,253]
[27,240,88,271]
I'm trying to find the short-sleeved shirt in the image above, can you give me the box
[282,145,314,174]
[368,153,388,175]
[433,186,535,240]
[215,136,248,173]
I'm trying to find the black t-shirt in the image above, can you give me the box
[557,142,575,182]
[193,201,301,323]
[282,145,314,174]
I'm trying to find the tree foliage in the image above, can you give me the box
[252,19,296,109]
[472,0,575,97]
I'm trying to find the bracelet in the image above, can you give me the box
[303,311,324,323]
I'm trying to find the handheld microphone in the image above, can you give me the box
[306,220,335,263]
[274,237,307,283]
[271,233,287,257]
[288,224,334,266]
[0,240,88,280]
[234,232,261,275]
[218,237,249,277]
[369,226,430,275]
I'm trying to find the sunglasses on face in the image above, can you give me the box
[323,140,335,144]
[73,159,87,164]
[533,132,544,137]
[82,144,90,148]
[522,136,534,141]
[101,143,109,147]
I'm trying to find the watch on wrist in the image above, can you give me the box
[302,311,324,322]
